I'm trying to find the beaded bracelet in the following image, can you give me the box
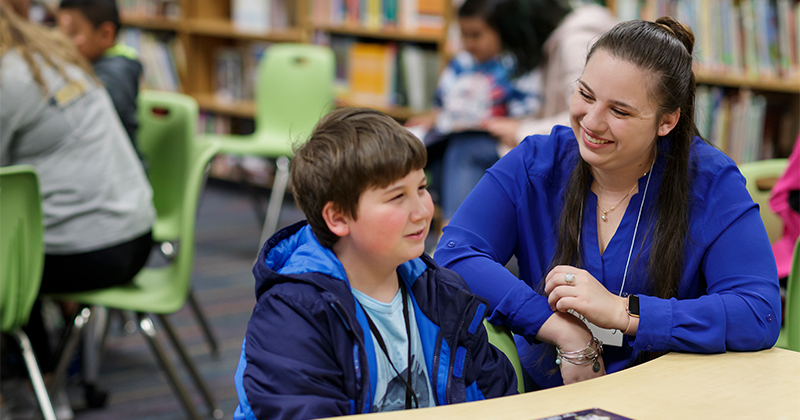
[555,337,604,373]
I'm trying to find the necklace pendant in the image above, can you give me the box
[601,214,607,221]
[593,360,601,373]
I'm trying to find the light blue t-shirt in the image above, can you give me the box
[352,288,436,412]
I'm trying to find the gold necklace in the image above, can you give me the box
[598,183,638,222]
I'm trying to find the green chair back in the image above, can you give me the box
[738,159,789,244]
[254,43,335,156]
[138,90,198,242]
[207,43,335,157]
[0,165,44,332]
[777,238,800,351]
[50,93,219,314]
[483,320,525,394]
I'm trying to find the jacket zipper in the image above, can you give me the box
[446,294,475,404]
[329,299,370,414]
[430,329,444,405]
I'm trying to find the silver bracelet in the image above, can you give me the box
[555,337,603,373]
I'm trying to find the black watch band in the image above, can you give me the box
[627,295,640,318]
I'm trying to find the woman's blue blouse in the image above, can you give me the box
[434,125,781,388]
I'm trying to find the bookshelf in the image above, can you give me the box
[119,0,450,184]
[119,0,800,177]
[120,0,449,121]
[609,0,800,162]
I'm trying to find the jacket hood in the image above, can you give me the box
[253,221,427,300]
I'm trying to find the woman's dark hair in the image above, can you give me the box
[552,17,698,314]
[544,16,698,370]
[459,0,570,77]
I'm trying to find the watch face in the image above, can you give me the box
[629,295,640,316]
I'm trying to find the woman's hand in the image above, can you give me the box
[483,117,521,149]
[537,312,606,385]
[545,265,629,332]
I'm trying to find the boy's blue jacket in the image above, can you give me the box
[234,221,517,420]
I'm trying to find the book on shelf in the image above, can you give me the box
[231,0,294,32]
[119,28,183,91]
[399,43,438,111]
[320,34,439,112]
[348,42,397,107]
[618,0,800,82]
[695,85,796,163]
[119,0,180,19]
[213,43,271,102]
[215,48,244,102]
[310,0,444,33]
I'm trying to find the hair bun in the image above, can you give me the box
[655,16,695,55]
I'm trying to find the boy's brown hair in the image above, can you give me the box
[290,107,427,248]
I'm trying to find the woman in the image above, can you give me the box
[0,0,154,406]
[434,17,781,389]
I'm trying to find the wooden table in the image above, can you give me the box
[355,348,800,420]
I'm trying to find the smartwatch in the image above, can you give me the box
[626,295,640,318]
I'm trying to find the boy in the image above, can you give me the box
[56,0,142,148]
[233,108,517,419]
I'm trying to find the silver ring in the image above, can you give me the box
[565,273,575,285]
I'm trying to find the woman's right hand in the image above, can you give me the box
[536,312,606,385]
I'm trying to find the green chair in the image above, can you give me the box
[48,92,223,420]
[199,43,335,248]
[139,90,220,356]
[739,159,789,244]
[483,320,525,394]
[0,165,56,420]
[776,238,800,351]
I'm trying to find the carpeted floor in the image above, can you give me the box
[62,180,305,420]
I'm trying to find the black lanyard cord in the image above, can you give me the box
[358,281,419,409]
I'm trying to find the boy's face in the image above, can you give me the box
[459,16,502,63]
[339,169,434,270]
[56,9,115,61]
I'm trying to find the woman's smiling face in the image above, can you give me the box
[570,50,679,175]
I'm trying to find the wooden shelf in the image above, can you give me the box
[193,93,255,118]
[193,92,419,121]
[121,16,182,31]
[695,71,800,94]
[313,23,443,43]
[185,19,305,42]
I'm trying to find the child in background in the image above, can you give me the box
[233,108,517,420]
[57,0,142,150]
[405,0,543,227]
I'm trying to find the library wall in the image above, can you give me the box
[118,0,799,185]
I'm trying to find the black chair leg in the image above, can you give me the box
[186,290,219,357]
[136,313,203,420]
[157,314,223,419]
[48,306,92,397]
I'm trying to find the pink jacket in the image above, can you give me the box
[770,137,800,278]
